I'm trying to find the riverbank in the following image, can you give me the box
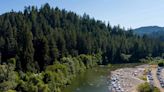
[109,65,149,92]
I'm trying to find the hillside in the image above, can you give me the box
[0,3,163,92]
[134,26,164,41]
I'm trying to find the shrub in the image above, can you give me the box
[137,82,160,92]
[153,87,160,92]
[6,90,16,92]
[137,82,152,92]
[158,62,164,67]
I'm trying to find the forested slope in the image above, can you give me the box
[134,26,164,41]
[0,3,163,92]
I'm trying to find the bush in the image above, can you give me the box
[120,53,131,62]
[137,82,151,92]
[158,62,164,67]
[0,54,101,92]
[153,87,160,92]
[137,82,160,92]
[0,59,19,91]
[6,90,16,92]
[139,75,147,81]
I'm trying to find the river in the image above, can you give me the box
[63,66,111,92]
[62,63,142,92]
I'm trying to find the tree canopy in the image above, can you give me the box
[0,4,163,72]
[0,3,163,92]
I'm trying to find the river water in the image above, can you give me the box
[63,66,111,92]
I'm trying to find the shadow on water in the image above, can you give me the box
[63,66,111,92]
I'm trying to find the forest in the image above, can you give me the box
[0,3,163,92]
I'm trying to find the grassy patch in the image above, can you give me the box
[139,75,147,81]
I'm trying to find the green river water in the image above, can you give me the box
[63,66,111,92]
[62,63,141,92]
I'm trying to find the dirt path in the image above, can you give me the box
[151,68,164,92]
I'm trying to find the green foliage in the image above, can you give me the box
[139,75,147,81]
[0,58,19,91]
[153,87,160,92]
[137,82,152,92]
[78,54,96,68]
[15,72,51,92]
[0,3,163,72]
[120,53,131,62]
[34,36,50,71]
[0,3,163,92]
[37,83,50,92]
[137,82,160,92]
[6,90,16,92]
[7,58,16,66]
[43,54,101,92]
[107,64,112,68]
[158,62,164,67]
[140,57,164,65]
